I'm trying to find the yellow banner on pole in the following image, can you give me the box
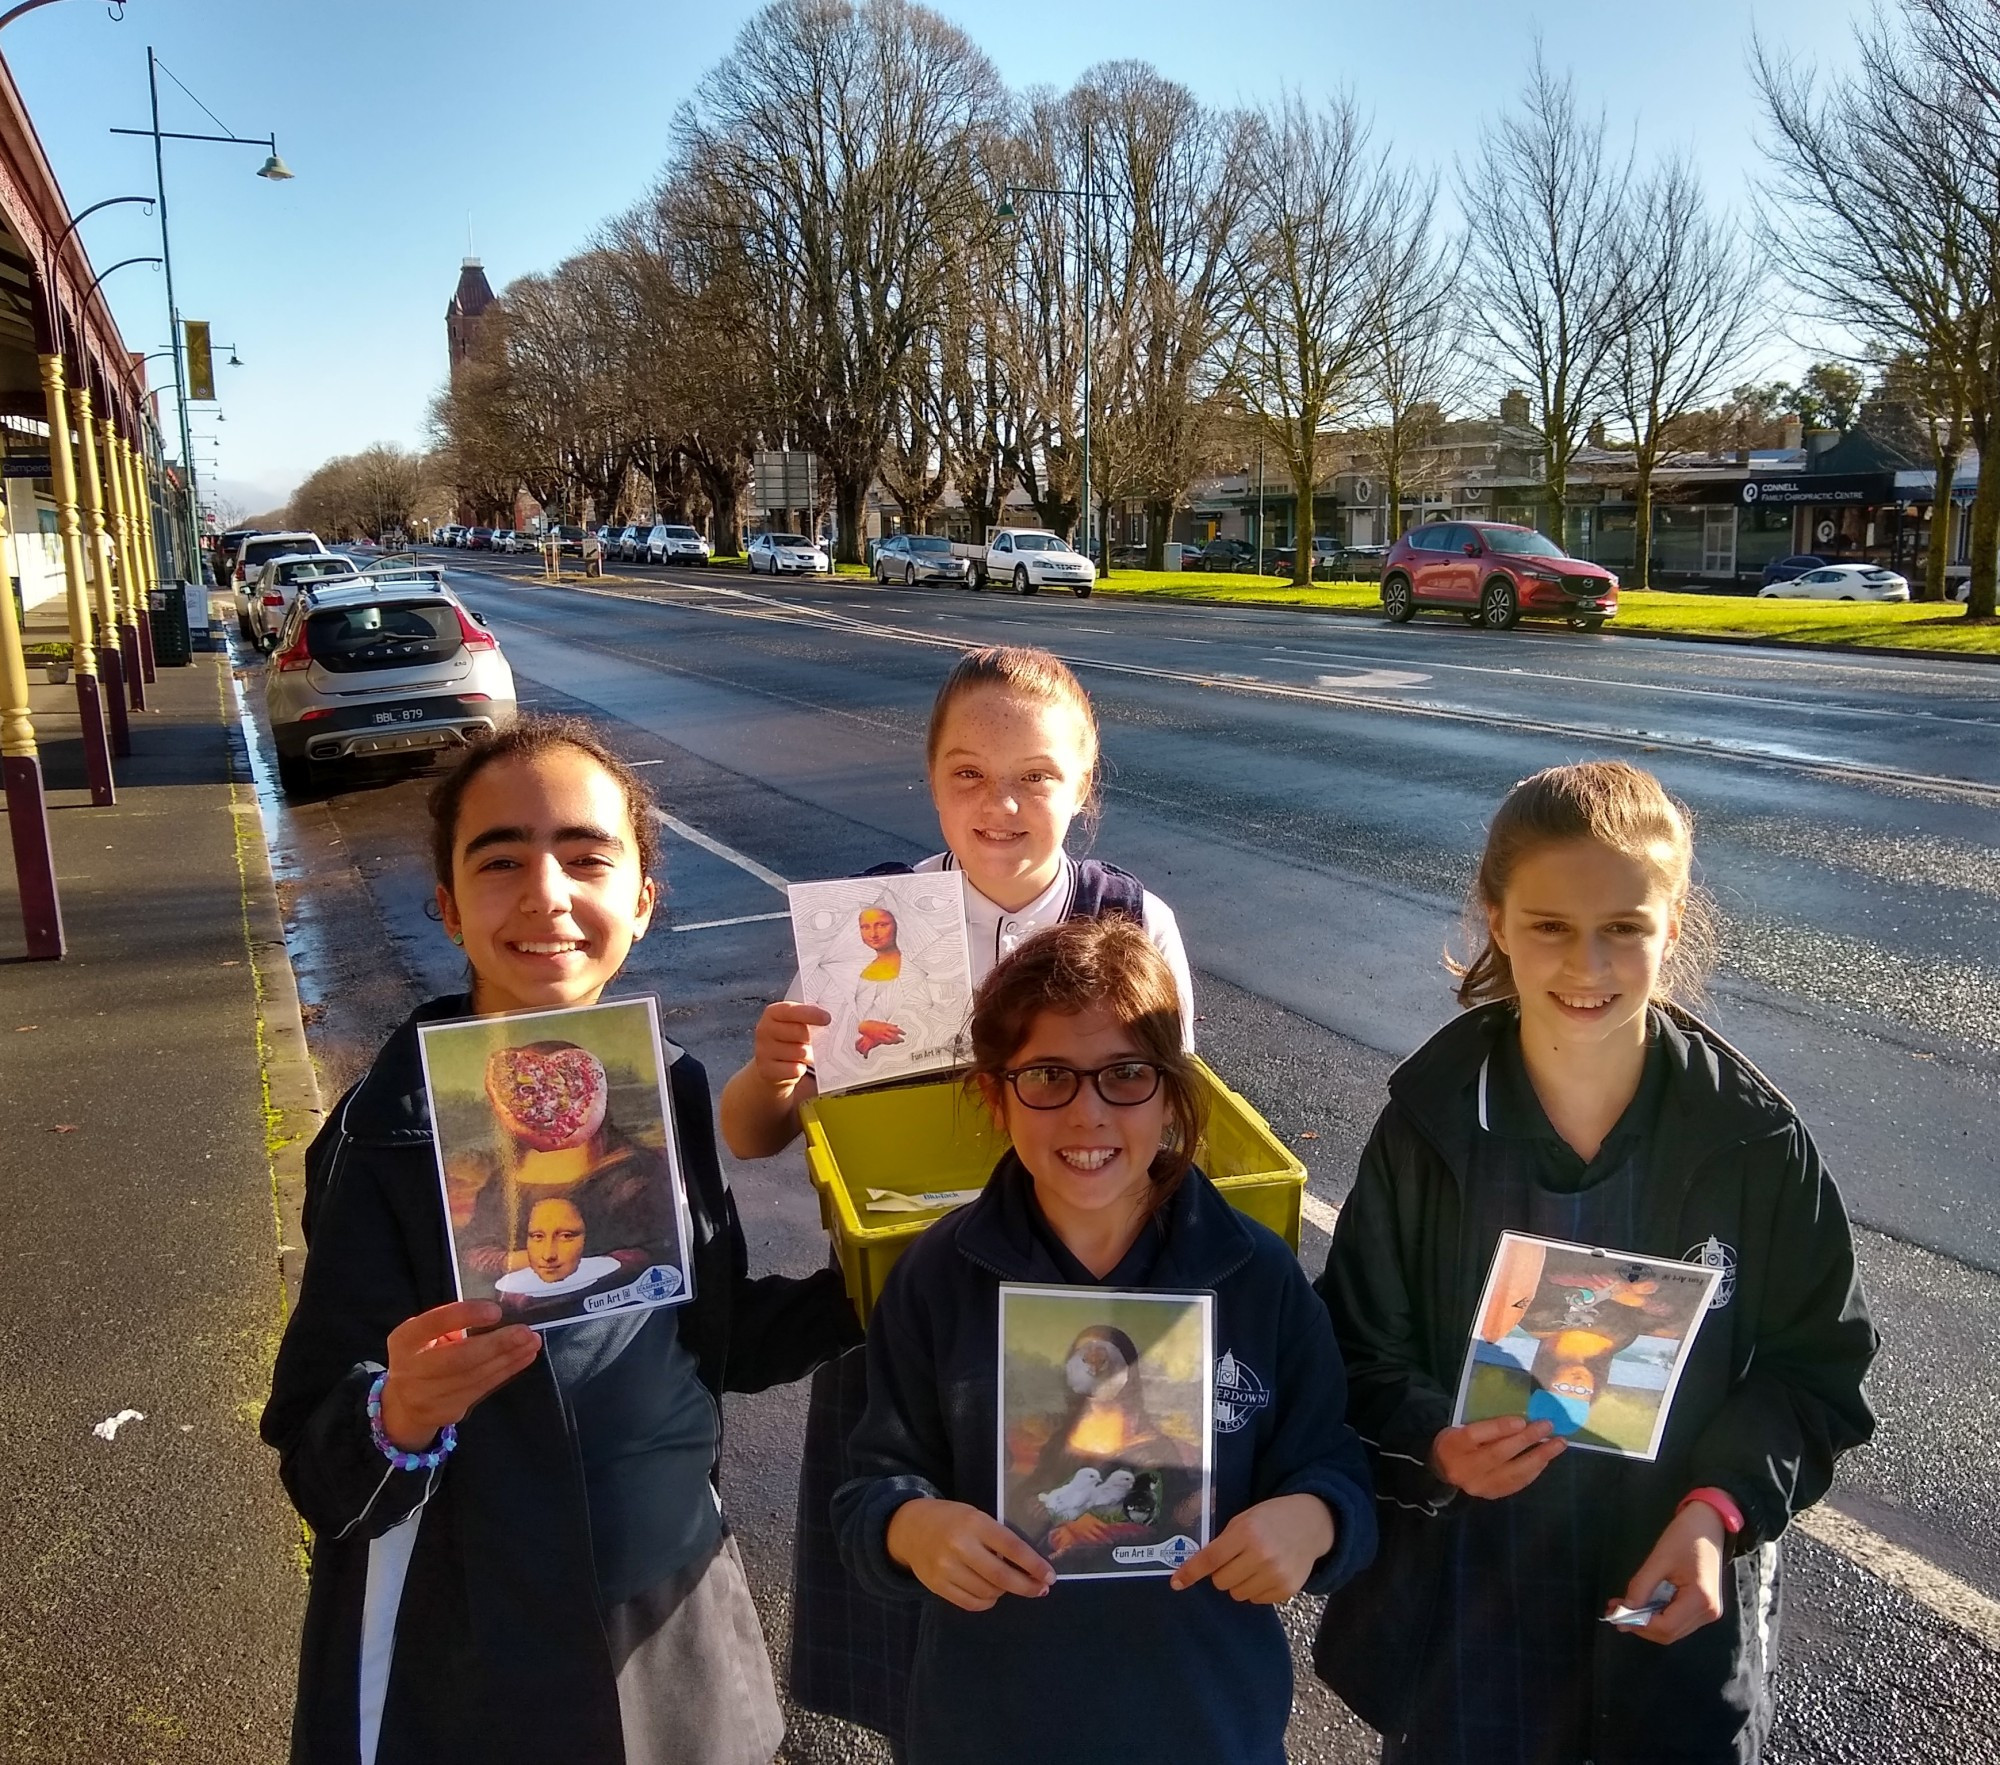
[184,320,214,403]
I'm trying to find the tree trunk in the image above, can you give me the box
[698,461,745,557]
[1632,451,1655,591]
[1146,496,1174,570]
[1921,413,1964,603]
[1967,417,1999,619]
[833,469,867,566]
[1291,426,1316,587]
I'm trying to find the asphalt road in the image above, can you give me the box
[247,551,2000,1762]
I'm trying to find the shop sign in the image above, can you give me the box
[1740,474,1893,507]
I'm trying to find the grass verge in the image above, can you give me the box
[1095,573,2000,655]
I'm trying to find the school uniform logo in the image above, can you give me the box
[1684,1236,1737,1308]
[1214,1350,1271,1434]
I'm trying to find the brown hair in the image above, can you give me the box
[926,646,1102,820]
[968,917,1206,1210]
[1453,760,1715,1008]
[427,715,661,892]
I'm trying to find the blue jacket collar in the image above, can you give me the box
[954,1151,1257,1290]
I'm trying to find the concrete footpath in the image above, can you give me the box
[0,652,318,1763]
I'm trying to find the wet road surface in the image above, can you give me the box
[246,553,2000,1762]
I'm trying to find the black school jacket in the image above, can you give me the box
[261,996,862,1765]
[1312,1003,1878,1762]
[834,1154,1377,1765]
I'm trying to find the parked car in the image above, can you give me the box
[552,525,587,556]
[746,531,830,575]
[873,533,969,585]
[1267,535,1358,579]
[229,530,329,636]
[646,523,712,565]
[592,524,620,557]
[612,523,646,562]
[215,526,260,586]
[1380,521,1620,630]
[465,527,495,551]
[1761,553,1827,587]
[247,551,363,648]
[1757,562,1910,602]
[1189,536,1260,573]
[972,527,1095,595]
[265,568,517,797]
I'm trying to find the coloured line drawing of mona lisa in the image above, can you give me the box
[787,872,975,1095]
[998,1287,1214,1580]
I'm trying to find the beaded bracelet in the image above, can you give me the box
[365,1371,458,1473]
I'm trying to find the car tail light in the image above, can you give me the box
[299,708,333,721]
[275,628,314,672]
[454,607,497,650]
[262,592,284,607]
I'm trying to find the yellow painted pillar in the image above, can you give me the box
[38,353,113,803]
[0,474,64,955]
[120,437,158,681]
[99,419,146,706]
[69,385,130,754]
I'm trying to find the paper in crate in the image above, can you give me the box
[801,1058,1306,1322]
[788,870,975,1095]
[416,997,696,1332]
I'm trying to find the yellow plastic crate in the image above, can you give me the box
[800,1057,1306,1322]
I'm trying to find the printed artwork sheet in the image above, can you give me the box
[997,1285,1214,1580]
[417,996,695,1331]
[1453,1232,1722,1461]
[788,870,974,1095]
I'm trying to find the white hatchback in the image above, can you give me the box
[1758,563,1910,602]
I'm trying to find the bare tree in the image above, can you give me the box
[1225,94,1397,582]
[1609,159,1762,587]
[1355,178,1471,543]
[1464,51,1632,544]
[1756,8,1995,615]
[676,0,1002,563]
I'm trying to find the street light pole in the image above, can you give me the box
[110,45,292,585]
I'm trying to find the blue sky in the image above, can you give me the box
[13,0,1868,513]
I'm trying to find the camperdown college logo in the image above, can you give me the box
[1214,1350,1271,1434]
[1684,1236,1738,1308]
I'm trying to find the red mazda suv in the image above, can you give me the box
[1380,521,1619,631]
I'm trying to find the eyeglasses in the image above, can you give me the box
[999,1060,1165,1111]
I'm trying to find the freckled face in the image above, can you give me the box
[929,689,1094,910]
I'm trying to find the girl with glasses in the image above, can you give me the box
[718,645,1199,1752]
[833,917,1375,1765]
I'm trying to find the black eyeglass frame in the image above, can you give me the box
[997,1060,1166,1110]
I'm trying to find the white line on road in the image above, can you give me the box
[1796,1504,2000,1653]
[1300,1192,1340,1236]
[671,910,792,933]
[656,811,790,894]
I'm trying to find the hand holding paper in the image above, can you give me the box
[887,1497,1054,1611]
[1168,1493,1334,1603]
[379,1300,539,1451]
[1430,1415,1566,1499]
[1613,1502,1727,1644]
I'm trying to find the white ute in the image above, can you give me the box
[971,527,1096,596]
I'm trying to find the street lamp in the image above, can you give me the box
[76,252,158,310]
[995,127,1119,572]
[109,45,292,578]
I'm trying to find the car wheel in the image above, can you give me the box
[1839,594,1855,601]
[1480,577,1520,630]
[1568,616,1605,632]
[1382,576,1415,623]
[1074,585,1092,598]
[275,750,315,799]
[1014,565,1035,596]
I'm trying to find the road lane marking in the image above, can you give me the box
[1300,1192,1340,1235]
[671,910,792,933]
[490,582,2000,808]
[656,811,790,894]
[1796,1504,2000,1652]
[1262,659,1432,689]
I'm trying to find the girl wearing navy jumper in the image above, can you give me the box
[1312,761,1878,1765]
[262,720,861,1765]
[718,647,1196,1745]
[835,917,1375,1765]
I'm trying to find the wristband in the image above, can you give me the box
[366,1371,458,1473]
[1677,1486,1743,1536]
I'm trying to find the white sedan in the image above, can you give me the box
[747,531,830,575]
[1758,563,1909,602]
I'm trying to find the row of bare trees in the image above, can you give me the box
[413,0,1993,610]
[289,444,443,542]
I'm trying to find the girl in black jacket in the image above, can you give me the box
[1313,760,1878,1765]
[835,917,1376,1765]
[261,718,860,1765]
